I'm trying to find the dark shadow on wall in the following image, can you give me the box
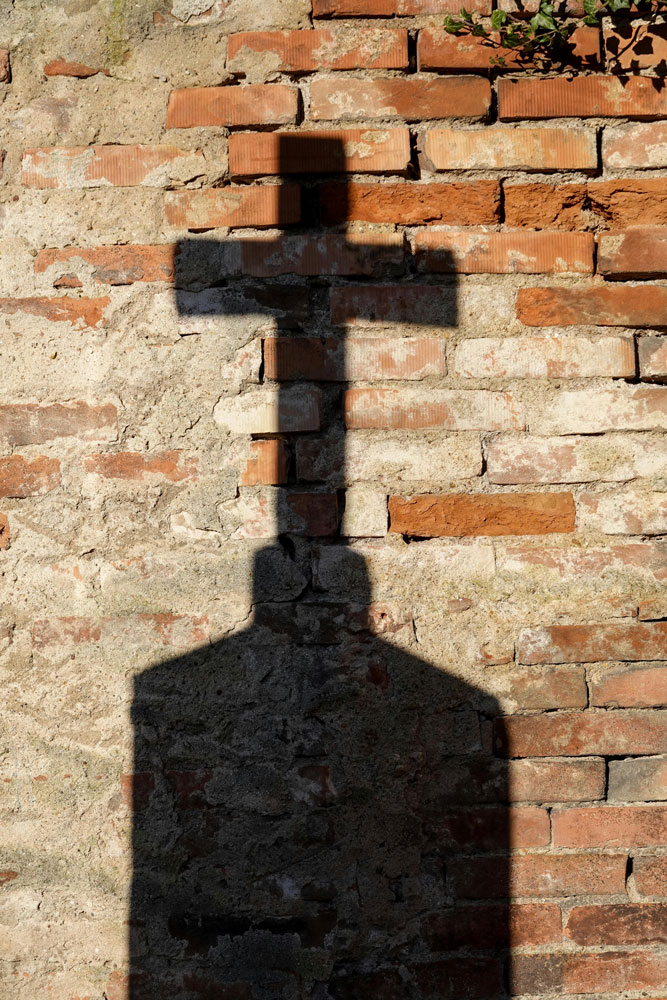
[129,137,510,1000]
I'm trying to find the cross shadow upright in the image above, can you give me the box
[129,136,510,1000]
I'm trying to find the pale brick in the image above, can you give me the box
[603,123,667,168]
[579,488,667,535]
[415,230,594,275]
[22,146,206,189]
[340,487,388,537]
[213,387,320,434]
[487,433,667,484]
[530,386,667,434]
[639,335,667,380]
[454,336,633,378]
[345,388,525,430]
[422,127,596,171]
[608,758,667,802]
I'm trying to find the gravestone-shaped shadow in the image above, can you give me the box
[129,137,509,1000]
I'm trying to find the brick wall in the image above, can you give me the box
[0,2,666,999]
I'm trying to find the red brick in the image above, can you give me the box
[501,666,588,710]
[517,285,667,327]
[229,129,410,177]
[0,456,61,498]
[320,179,500,225]
[0,50,9,83]
[518,622,667,664]
[83,451,198,483]
[165,186,301,229]
[604,21,667,71]
[422,127,596,171]
[0,296,108,327]
[0,402,116,446]
[44,58,109,77]
[310,76,491,121]
[591,665,667,708]
[455,335,633,378]
[331,285,456,327]
[228,27,408,72]
[453,853,627,898]
[503,182,588,229]
[239,232,402,277]
[488,433,667,484]
[389,492,575,537]
[166,84,298,128]
[496,711,667,757]
[22,146,205,188]
[566,903,667,944]
[553,805,667,847]
[437,806,550,851]
[418,25,599,71]
[239,440,288,487]
[415,230,593,274]
[608,757,667,802]
[589,178,667,226]
[509,757,605,801]
[510,951,667,995]
[0,513,8,550]
[639,335,667,380]
[313,0,491,13]
[423,902,561,950]
[603,122,667,167]
[634,856,667,896]
[35,245,177,285]
[344,388,525,430]
[598,227,667,279]
[264,337,445,381]
[499,74,667,120]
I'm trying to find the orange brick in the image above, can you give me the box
[44,58,109,77]
[22,145,205,188]
[415,230,594,274]
[598,227,667,279]
[310,76,491,121]
[344,388,525,430]
[604,21,667,71]
[418,25,599,71]
[0,296,108,327]
[453,854,627,898]
[165,187,301,229]
[422,127,596,170]
[517,285,667,327]
[313,0,491,13]
[423,903,561,950]
[83,452,198,483]
[634,856,667,896]
[166,84,298,128]
[518,622,667,664]
[239,440,288,487]
[227,28,408,72]
[499,74,667,120]
[591,664,667,708]
[496,711,667,757]
[566,903,667,944]
[264,337,445,381]
[0,456,61,498]
[229,129,411,177]
[603,122,667,167]
[589,178,667,226]
[320,179,500,225]
[35,245,177,285]
[503,181,588,229]
[553,805,667,847]
[389,493,575,537]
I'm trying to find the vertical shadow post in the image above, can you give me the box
[130,135,510,1000]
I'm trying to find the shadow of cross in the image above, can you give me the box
[128,134,510,1000]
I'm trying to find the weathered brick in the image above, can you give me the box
[608,758,667,802]
[415,230,593,274]
[310,76,491,121]
[83,451,198,483]
[240,232,403,276]
[499,665,588,710]
[331,285,456,327]
[22,146,206,188]
[639,596,667,620]
[499,74,667,120]
[166,84,298,128]
[496,541,667,585]
[0,50,10,83]
[32,614,209,650]
[220,490,339,538]
[320,179,500,225]
[496,711,667,757]
[530,386,667,434]
[227,27,408,72]
[422,127,596,171]
[604,20,667,71]
[423,903,561,950]
[603,122,667,167]
[567,902,667,945]
[509,757,605,802]
[0,456,61,497]
[35,245,177,285]
[518,623,667,664]
[264,336,445,381]
[453,853,627,898]
[297,434,483,484]
[455,336,633,377]
[634,856,667,896]
[165,186,301,229]
[0,402,116,446]
[389,492,575,537]
[598,227,667,279]
[0,512,9,550]
[437,806,550,851]
[591,664,667,708]
[0,295,108,327]
[229,129,411,177]
[313,0,491,13]
[518,284,667,328]
[345,388,525,430]
[213,387,320,434]
[639,335,667,380]
[588,178,667,226]
[418,25,599,71]
[44,58,109,77]
[503,181,588,230]
[510,951,667,995]
[579,487,667,535]
[553,805,667,847]
[240,440,288,487]
[340,486,387,537]
[411,958,500,999]
[487,433,667,484]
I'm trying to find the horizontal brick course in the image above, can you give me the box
[608,758,667,803]
[634,856,667,896]
[598,227,667,279]
[517,285,667,327]
[553,804,667,847]
[422,127,596,171]
[529,386,667,435]
[0,456,61,497]
[166,84,299,128]
[518,623,667,664]
[344,388,525,430]
[389,492,575,537]
[487,434,667,484]
[310,76,491,121]
[415,230,594,274]
[591,664,667,709]
[499,74,667,120]
[0,295,108,327]
[0,402,116,446]
[22,145,205,188]
[83,452,198,483]
[418,25,599,71]
[35,245,177,284]
[319,179,500,225]
[313,0,492,13]
[264,336,446,381]
[453,853,627,898]
[227,28,409,72]
[496,711,667,757]
[165,186,301,228]
[454,336,634,378]
[510,951,667,995]
[603,122,667,167]
[229,129,411,176]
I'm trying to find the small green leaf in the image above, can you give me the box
[491,9,508,28]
